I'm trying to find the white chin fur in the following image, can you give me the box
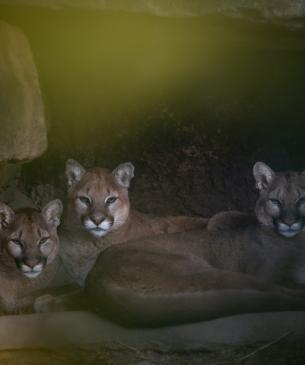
[23,271,42,279]
[89,229,108,238]
[278,230,300,238]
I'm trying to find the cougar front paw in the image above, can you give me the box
[34,294,64,313]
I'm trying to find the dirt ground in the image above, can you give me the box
[1,342,305,365]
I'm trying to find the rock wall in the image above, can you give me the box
[1,7,305,217]
[1,0,305,27]
[0,21,47,163]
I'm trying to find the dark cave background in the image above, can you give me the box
[2,5,305,217]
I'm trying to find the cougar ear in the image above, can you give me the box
[42,199,63,228]
[65,159,86,190]
[0,202,15,230]
[253,162,275,191]
[112,162,135,188]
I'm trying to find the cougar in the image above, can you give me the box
[0,200,63,313]
[59,159,207,285]
[85,162,305,327]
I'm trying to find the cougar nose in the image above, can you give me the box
[90,215,105,226]
[282,217,297,227]
[24,258,40,269]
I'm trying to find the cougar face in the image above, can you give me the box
[0,200,63,278]
[65,159,134,238]
[254,162,305,238]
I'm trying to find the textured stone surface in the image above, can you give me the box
[0,21,47,162]
[2,5,301,218]
[0,164,34,209]
[1,0,305,27]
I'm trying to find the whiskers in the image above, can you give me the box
[111,216,128,231]
[82,212,128,238]
[83,217,113,238]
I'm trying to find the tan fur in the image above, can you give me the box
[60,160,207,285]
[85,162,305,327]
[0,201,63,314]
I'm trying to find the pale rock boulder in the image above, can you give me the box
[0,21,47,163]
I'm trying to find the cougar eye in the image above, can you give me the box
[0,219,9,230]
[78,196,91,206]
[10,239,23,247]
[106,196,118,205]
[39,237,50,246]
[269,199,281,206]
[297,197,305,205]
